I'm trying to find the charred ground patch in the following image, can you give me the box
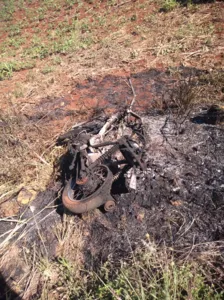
[0,67,224,298]
[83,113,224,267]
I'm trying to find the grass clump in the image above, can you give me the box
[87,244,223,300]
[0,0,15,21]
[41,65,54,74]
[13,60,36,71]
[161,0,179,12]
[0,61,36,80]
[0,62,14,80]
[35,239,224,299]
[0,107,60,202]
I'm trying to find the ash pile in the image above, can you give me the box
[58,105,224,266]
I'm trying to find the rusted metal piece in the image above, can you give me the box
[62,165,115,214]
[76,177,88,185]
[90,136,146,171]
[104,200,116,212]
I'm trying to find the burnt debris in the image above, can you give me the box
[57,104,224,266]
[57,110,148,214]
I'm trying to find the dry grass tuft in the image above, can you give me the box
[31,239,224,299]
[0,106,64,205]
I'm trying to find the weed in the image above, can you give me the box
[13,84,24,98]
[37,7,47,21]
[52,55,62,65]
[161,0,179,12]
[18,0,25,10]
[0,60,35,80]
[195,70,224,103]
[8,24,21,37]
[25,70,36,82]
[81,22,90,33]
[131,14,137,22]
[96,16,106,26]
[0,62,13,80]
[130,50,138,59]
[7,37,26,49]
[107,0,117,6]
[167,77,197,114]
[0,0,15,21]
[41,66,54,74]
[23,44,50,59]
[33,27,41,34]
[34,240,224,299]
[65,0,77,9]
[86,244,224,299]
[13,60,36,71]
[31,35,42,47]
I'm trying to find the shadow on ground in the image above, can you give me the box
[0,273,20,300]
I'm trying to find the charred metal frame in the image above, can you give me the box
[61,111,146,214]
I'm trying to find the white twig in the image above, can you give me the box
[179,219,195,238]
[128,78,136,112]
[115,0,132,8]
[0,218,25,223]
[89,113,120,146]
[33,151,50,166]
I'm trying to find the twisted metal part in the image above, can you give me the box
[62,164,115,214]
[61,111,147,214]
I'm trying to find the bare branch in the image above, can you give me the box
[128,78,136,112]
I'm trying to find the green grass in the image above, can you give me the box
[161,0,179,12]
[8,24,21,37]
[2,0,212,81]
[87,245,223,300]
[0,0,15,21]
[41,65,54,74]
[0,1,94,80]
[36,242,224,299]
[0,60,36,80]
[6,36,26,49]
[0,62,13,80]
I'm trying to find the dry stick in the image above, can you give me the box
[0,184,24,205]
[185,234,196,261]
[0,218,25,223]
[115,0,132,8]
[128,79,144,118]
[125,230,145,300]
[179,219,195,238]
[22,244,38,299]
[16,210,56,245]
[128,78,136,112]
[32,209,49,258]
[0,190,62,251]
[33,151,50,166]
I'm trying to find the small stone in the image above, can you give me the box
[136,211,145,221]
[0,200,20,217]
[145,233,150,240]
[30,205,35,212]
[17,188,37,205]
[170,200,183,207]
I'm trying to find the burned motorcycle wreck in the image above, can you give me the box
[57,111,147,214]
